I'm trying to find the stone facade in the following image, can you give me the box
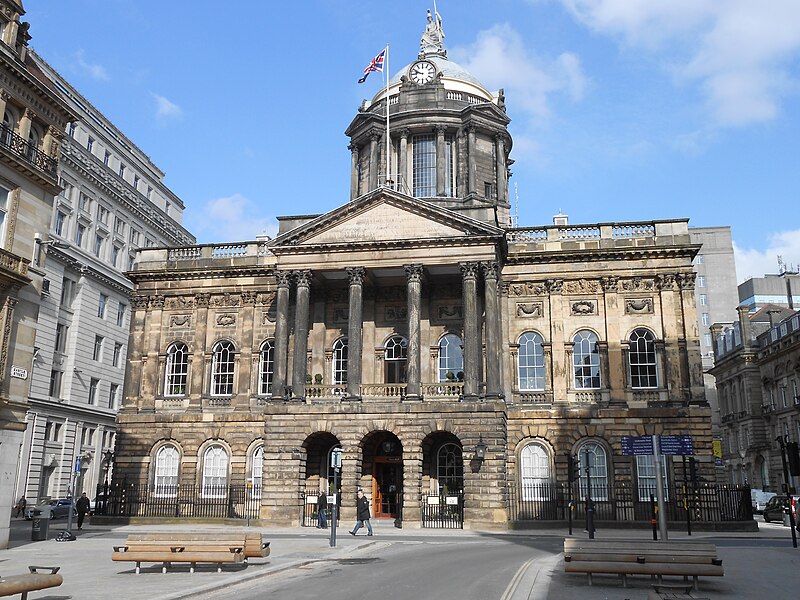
[0,0,74,548]
[112,13,714,530]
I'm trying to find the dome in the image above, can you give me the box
[390,56,486,90]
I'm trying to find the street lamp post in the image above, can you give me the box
[776,436,798,549]
[102,450,114,515]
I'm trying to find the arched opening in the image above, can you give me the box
[421,431,463,494]
[301,432,341,527]
[360,430,403,520]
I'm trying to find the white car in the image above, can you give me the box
[751,489,777,514]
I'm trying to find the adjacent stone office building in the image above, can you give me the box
[114,17,714,528]
[0,0,74,547]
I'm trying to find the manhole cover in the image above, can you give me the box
[335,558,382,565]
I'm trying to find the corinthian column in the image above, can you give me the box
[292,270,312,399]
[398,129,409,194]
[272,270,292,399]
[461,262,480,400]
[495,134,507,204]
[349,144,359,200]
[368,133,379,192]
[436,125,447,197]
[405,264,423,400]
[482,261,502,399]
[466,124,476,196]
[346,267,366,399]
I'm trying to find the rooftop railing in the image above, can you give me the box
[507,221,660,244]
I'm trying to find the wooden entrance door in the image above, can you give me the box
[372,458,401,518]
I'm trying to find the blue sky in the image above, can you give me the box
[24,0,800,282]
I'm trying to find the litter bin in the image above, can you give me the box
[31,508,50,541]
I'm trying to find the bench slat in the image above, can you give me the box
[565,561,724,577]
[0,573,64,594]
[565,552,719,565]
[564,540,716,552]
[112,551,244,563]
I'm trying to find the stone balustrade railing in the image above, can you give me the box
[0,247,30,279]
[507,220,677,245]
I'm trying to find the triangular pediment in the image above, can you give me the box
[271,188,502,250]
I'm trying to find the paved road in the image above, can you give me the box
[193,536,562,600]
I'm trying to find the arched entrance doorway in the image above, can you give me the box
[360,431,402,520]
[302,432,341,527]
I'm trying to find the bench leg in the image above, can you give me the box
[693,576,699,591]
[190,562,196,574]
[620,574,627,588]
[135,562,141,575]
[217,563,222,573]
[587,573,593,586]
[21,593,28,600]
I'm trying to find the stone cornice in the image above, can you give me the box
[504,244,697,265]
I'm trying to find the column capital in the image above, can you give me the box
[22,108,36,121]
[459,262,480,280]
[275,270,292,287]
[369,130,380,142]
[404,263,423,283]
[399,128,410,140]
[465,123,477,134]
[546,278,563,294]
[346,266,366,286]
[481,261,500,281]
[435,124,447,135]
[348,143,358,153]
[0,90,11,102]
[294,269,312,288]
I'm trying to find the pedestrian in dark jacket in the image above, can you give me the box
[317,490,328,529]
[349,489,373,536]
[76,492,90,529]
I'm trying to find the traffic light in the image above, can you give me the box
[567,454,576,482]
[689,457,699,484]
[788,442,800,477]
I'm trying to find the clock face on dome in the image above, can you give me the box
[409,61,436,85]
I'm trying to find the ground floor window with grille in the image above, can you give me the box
[251,446,263,497]
[520,442,550,500]
[154,444,179,497]
[436,443,463,494]
[577,442,609,500]
[202,445,229,497]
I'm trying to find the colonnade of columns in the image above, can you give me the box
[270,261,503,401]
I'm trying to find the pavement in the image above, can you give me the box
[0,515,798,599]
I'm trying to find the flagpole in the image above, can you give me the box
[385,43,390,187]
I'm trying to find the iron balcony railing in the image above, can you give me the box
[0,125,57,177]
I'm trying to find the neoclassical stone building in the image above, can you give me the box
[113,14,714,529]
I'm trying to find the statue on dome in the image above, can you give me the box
[420,8,446,56]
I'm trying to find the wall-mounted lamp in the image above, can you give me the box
[474,436,488,461]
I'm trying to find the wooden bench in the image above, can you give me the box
[113,538,246,574]
[125,533,270,560]
[563,539,724,590]
[0,566,63,599]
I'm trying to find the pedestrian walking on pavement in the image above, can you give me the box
[76,492,90,529]
[349,489,373,536]
[14,496,26,518]
[317,490,328,529]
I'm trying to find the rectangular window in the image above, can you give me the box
[109,383,119,409]
[133,175,140,190]
[60,278,76,308]
[704,333,712,347]
[88,378,99,405]
[117,303,127,327]
[93,335,104,361]
[93,234,104,257]
[111,244,121,267]
[54,323,68,353]
[702,313,710,326]
[695,255,704,265]
[114,217,125,235]
[87,137,94,152]
[103,150,110,165]
[118,163,125,178]
[147,186,153,200]
[412,134,436,197]
[484,182,494,199]
[75,223,86,247]
[0,187,7,247]
[697,275,706,287]
[53,423,62,442]
[98,294,108,318]
[636,454,669,500]
[113,342,123,367]
[128,255,135,271]
[54,211,66,236]
[782,386,788,408]
[129,228,140,245]
[699,294,708,306]
[97,205,109,224]
[145,236,155,248]
[49,369,63,397]
[67,122,76,137]
[78,193,90,212]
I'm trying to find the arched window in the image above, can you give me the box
[332,338,348,385]
[573,330,601,389]
[635,454,669,500]
[384,335,408,383]
[202,445,229,497]
[436,443,463,494]
[210,341,235,396]
[438,334,464,382]
[251,446,263,498]
[576,442,608,500]
[517,332,545,391]
[1,110,12,145]
[629,328,658,388]
[164,342,189,397]
[258,340,274,396]
[520,442,551,500]
[154,444,179,497]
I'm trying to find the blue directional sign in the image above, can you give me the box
[621,436,653,456]
[658,435,694,456]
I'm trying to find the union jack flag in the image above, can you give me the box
[358,49,386,84]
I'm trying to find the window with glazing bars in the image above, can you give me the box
[412,134,436,197]
[211,341,235,396]
[258,340,274,395]
[573,330,601,389]
[154,445,179,497]
[629,328,658,388]
[517,332,545,390]
[332,338,348,385]
[202,445,228,497]
[164,343,188,396]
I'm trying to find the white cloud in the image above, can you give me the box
[557,0,800,126]
[75,49,109,81]
[733,229,800,283]
[152,93,183,120]
[450,24,589,122]
[186,194,277,244]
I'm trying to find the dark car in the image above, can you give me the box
[762,495,799,523]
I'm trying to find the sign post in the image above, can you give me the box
[330,448,342,548]
[652,435,668,540]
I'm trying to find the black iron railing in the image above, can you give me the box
[0,125,57,177]
[421,492,464,529]
[300,492,341,527]
[508,482,752,524]
[96,481,261,520]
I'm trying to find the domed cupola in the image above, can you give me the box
[345,8,513,228]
